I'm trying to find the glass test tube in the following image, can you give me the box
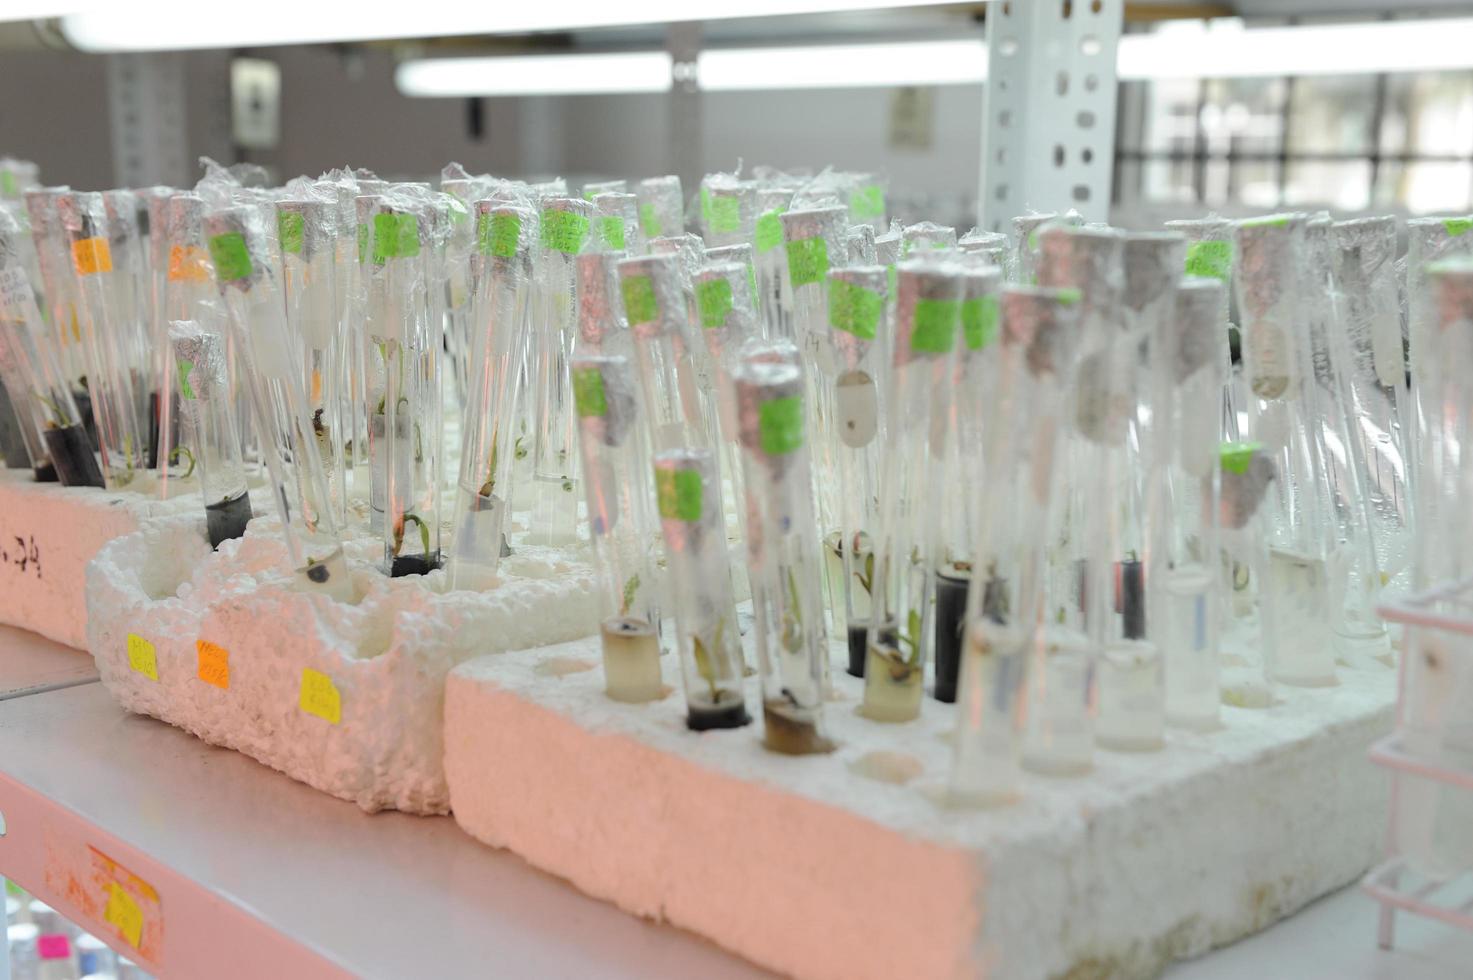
[525,197,593,546]
[733,358,833,754]
[655,447,750,731]
[207,206,354,601]
[170,321,253,548]
[902,221,957,257]
[863,261,962,723]
[1032,225,1124,771]
[1084,231,1180,751]
[448,203,534,590]
[949,285,1081,805]
[370,200,443,576]
[583,178,629,200]
[618,253,709,452]
[24,189,87,407]
[634,175,684,246]
[1216,441,1281,695]
[700,174,754,249]
[56,191,146,491]
[1406,217,1473,511]
[1011,212,1060,284]
[573,353,664,702]
[1235,215,1338,687]
[278,198,346,527]
[0,213,95,484]
[1164,216,1240,444]
[648,233,725,452]
[100,189,155,472]
[1302,215,1389,664]
[752,186,794,341]
[1333,217,1414,602]
[822,266,888,677]
[847,174,886,233]
[156,194,218,488]
[439,177,477,411]
[592,191,642,257]
[934,260,1004,704]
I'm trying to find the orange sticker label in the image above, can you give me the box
[166,244,209,283]
[196,640,229,690]
[71,236,113,276]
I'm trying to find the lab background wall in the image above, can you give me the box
[0,46,986,228]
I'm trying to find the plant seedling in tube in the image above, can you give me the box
[655,447,750,731]
[733,357,834,754]
[207,206,354,601]
[56,191,146,491]
[171,321,253,548]
[574,353,665,702]
[449,202,533,591]
[862,260,962,723]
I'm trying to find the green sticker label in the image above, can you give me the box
[372,212,420,261]
[1240,215,1289,229]
[786,236,828,288]
[755,208,785,253]
[961,294,999,350]
[278,210,304,255]
[829,279,882,340]
[850,184,885,221]
[541,209,589,255]
[887,263,898,299]
[176,358,196,400]
[1184,240,1232,282]
[1446,218,1473,238]
[207,232,252,283]
[1220,441,1262,474]
[447,197,469,223]
[598,215,627,252]
[655,466,702,522]
[0,171,14,196]
[696,277,733,328]
[621,274,658,324]
[572,368,607,418]
[478,212,520,258]
[758,395,804,456]
[910,298,959,354]
[639,202,661,239]
[356,223,368,264]
[1056,287,1082,306]
[707,194,741,235]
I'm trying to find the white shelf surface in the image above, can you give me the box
[0,628,1470,978]
[0,621,97,700]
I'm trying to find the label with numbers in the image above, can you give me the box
[196,640,229,690]
[126,633,158,681]
[299,668,341,724]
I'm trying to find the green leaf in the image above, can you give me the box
[621,573,640,617]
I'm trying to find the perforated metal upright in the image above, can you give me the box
[106,53,190,188]
[980,0,1123,231]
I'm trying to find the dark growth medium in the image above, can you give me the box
[932,569,971,703]
[205,492,253,549]
[33,460,57,483]
[73,389,98,448]
[391,551,443,578]
[847,621,870,678]
[687,699,752,732]
[42,425,104,487]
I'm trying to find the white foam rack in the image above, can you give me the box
[444,635,1399,980]
[4,631,1473,978]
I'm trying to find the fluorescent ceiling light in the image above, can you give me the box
[1118,17,1473,80]
[699,40,986,91]
[397,52,673,97]
[61,0,971,53]
[0,1,99,20]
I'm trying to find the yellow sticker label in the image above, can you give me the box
[126,634,158,681]
[104,882,143,949]
[196,640,229,690]
[71,236,113,276]
[166,244,210,283]
[299,668,341,724]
